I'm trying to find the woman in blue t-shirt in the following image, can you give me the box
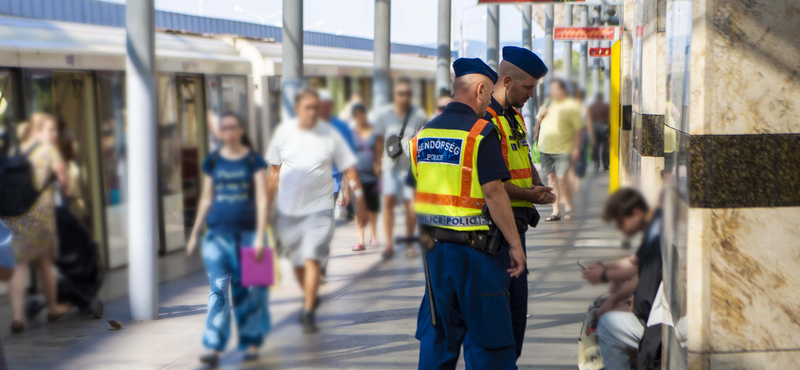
[186,112,270,367]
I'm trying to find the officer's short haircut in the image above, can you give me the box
[295,87,319,105]
[602,188,649,222]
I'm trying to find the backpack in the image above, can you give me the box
[0,137,53,217]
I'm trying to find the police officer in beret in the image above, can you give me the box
[484,46,555,360]
[407,58,526,369]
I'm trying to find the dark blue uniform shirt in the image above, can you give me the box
[407,101,510,188]
[485,97,539,224]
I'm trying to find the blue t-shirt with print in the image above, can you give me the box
[201,151,268,233]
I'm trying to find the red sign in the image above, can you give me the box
[554,27,620,41]
[589,47,612,57]
[478,0,584,3]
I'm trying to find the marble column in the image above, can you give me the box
[619,0,635,187]
[661,0,800,369]
[632,0,666,207]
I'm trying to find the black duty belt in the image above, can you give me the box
[420,226,489,251]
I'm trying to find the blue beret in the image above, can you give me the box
[502,46,548,79]
[453,58,498,84]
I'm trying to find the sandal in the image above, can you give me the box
[563,210,574,221]
[381,249,394,259]
[369,238,380,247]
[545,214,561,222]
[406,248,419,258]
[352,243,366,252]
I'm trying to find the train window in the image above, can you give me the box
[23,70,54,117]
[205,75,248,152]
[0,69,20,147]
[156,74,187,254]
[96,71,128,269]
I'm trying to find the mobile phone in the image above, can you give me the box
[577,260,587,270]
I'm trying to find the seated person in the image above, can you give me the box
[581,188,663,370]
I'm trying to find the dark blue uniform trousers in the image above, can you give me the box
[416,241,517,370]
[506,232,528,359]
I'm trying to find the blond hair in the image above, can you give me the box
[19,113,55,143]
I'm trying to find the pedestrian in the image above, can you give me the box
[0,220,11,370]
[588,93,610,171]
[534,79,584,221]
[186,112,271,367]
[373,81,428,258]
[430,91,453,120]
[265,87,368,334]
[318,90,356,213]
[410,58,527,370]
[349,103,381,252]
[485,46,556,360]
[2,113,72,333]
[581,188,663,370]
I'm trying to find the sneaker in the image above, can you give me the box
[301,310,319,334]
[199,352,219,368]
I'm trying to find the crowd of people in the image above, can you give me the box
[0,46,639,370]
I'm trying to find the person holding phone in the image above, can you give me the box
[186,112,271,367]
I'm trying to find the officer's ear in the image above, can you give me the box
[503,75,514,88]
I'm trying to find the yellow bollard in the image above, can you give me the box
[609,40,621,194]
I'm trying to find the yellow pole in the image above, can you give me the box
[609,40,621,193]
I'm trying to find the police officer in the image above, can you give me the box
[484,46,555,359]
[408,58,527,370]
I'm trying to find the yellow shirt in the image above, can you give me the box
[537,98,584,154]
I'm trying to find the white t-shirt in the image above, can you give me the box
[265,119,357,216]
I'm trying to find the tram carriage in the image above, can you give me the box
[0,15,439,270]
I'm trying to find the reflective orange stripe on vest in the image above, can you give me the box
[486,107,509,166]
[413,119,490,210]
[486,106,532,181]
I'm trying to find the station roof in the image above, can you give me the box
[0,0,457,59]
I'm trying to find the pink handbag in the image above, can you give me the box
[240,247,275,287]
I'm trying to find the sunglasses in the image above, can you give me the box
[220,125,242,132]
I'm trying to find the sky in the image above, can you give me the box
[101,0,548,47]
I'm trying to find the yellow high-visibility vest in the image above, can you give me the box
[486,106,534,208]
[410,119,492,231]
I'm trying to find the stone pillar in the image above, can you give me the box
[544,5,554,87]
[619,0,635,187]
[281,0,303,119]
[486,4,500,71]
[631,0,666,208]
[563,4,573,83]
[373,0,391,110]
[436,0,452,96]
[660,0,800,369]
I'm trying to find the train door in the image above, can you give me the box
[155,74,207,255]
[21,70,107,265]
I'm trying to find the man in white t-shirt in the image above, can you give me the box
[265,88,368,334]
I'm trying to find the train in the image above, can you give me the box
[0,13,441,270]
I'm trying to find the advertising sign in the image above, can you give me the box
[553,27,620,41]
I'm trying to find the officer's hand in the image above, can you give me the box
[507,245,527,278]
[529,185,555,204]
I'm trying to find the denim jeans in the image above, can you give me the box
[596,311,644,370]
[202,229,271,351]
